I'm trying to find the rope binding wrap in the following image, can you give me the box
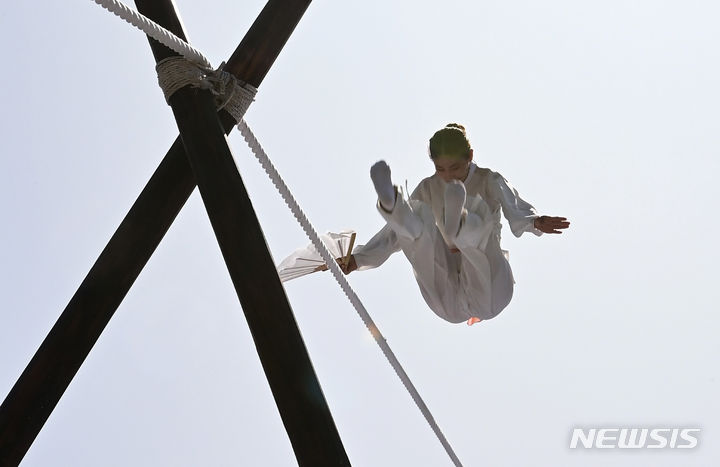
[155,57,257,122]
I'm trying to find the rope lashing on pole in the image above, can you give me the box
[89,1,464,465]
[155,57,257,118]
[155,57,212,101]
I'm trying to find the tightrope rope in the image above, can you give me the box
[89,2,464,464]
[237,121,464,467]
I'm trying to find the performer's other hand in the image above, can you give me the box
[534,215,570,234]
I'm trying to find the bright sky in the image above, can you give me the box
[1,0,719,466]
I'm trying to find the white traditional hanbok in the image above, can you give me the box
[353,163,543,324]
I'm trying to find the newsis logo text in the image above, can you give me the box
[570,428,700,449]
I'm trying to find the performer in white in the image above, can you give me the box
[340,124,570,325]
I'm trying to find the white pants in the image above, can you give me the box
[378,191,515,323]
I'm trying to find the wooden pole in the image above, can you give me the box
[0,2,320,465]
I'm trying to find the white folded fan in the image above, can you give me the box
[277,230,356,282]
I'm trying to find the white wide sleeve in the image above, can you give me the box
[352,224,401,271]
[489,171,543,238]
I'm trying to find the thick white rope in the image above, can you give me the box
[237,121,464,467]
[92,0,212,68]
[89,2,464,464]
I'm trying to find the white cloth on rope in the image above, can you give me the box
[89,2,464,464]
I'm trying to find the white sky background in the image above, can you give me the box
[1,0,718,465]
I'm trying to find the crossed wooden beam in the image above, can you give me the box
[0,1,351,465]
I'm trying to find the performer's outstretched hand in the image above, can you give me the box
[316,255,358,274]
[336,255,358,275]
[534,216,570,234]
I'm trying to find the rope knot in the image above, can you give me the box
[155,57,258,123]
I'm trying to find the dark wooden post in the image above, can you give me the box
[0,2,349,466]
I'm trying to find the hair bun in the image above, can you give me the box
[445,123,466,133]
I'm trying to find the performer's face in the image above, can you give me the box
[433,151,473,183]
